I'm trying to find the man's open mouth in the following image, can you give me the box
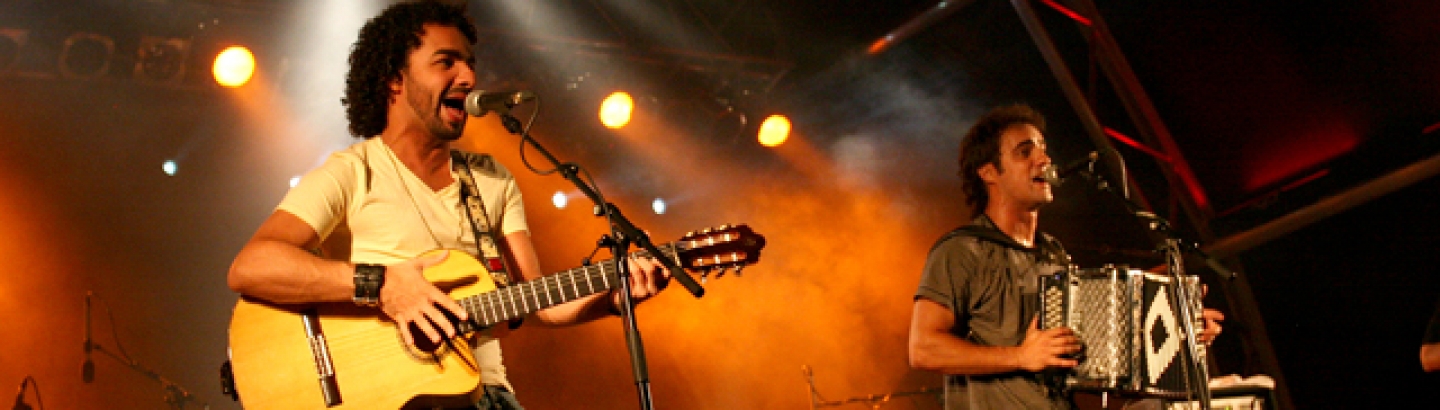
[440,95,466,121]
[441,96,465,112]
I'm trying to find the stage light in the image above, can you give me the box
[59,32,114,79]
[552,191,569,209]
[213,46,255,88]
[135,36,190,83]
[651,198,666,215]
[162,160,177,176]
[289,176,301,188]
[758,114,791,147]
[599,91,634,129]
[0,28,26,74]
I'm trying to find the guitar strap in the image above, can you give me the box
[451,150,515,288]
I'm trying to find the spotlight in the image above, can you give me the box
[135,36,190,83]
[162,160,177,176]
[552,191,569,209]
[599,91,633,129]
[212,46,255,88]
[758,114,791,147]
[289,176,301,188]
[651,198,666,215]
[0,28,26,74]
[59,32,114,79]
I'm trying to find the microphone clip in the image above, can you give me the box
[1043,150,1100,187]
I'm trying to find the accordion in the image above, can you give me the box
[1037,265,1208,397]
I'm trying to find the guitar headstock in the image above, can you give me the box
[675,224,766,282]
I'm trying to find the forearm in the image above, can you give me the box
[228,239,354,304]
[909,332,1025,376]
[533,292,619,325]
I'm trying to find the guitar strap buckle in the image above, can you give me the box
[483,257,507,276]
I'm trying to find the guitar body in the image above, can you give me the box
[228,250,496,410]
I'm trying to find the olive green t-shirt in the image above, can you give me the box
[916,215,1071,409]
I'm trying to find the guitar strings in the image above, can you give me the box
[307,244,682,365]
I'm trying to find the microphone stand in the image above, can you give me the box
[1073,164,1212,410]
[88,343,207,409]
[491,108,705,410]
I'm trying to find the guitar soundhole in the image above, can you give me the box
[410,323,443,350]
[401,322,449,362]
[399,306,467,361]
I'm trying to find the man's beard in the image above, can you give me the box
[406,80,464,141]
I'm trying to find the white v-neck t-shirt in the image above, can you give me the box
[278,137,528,391]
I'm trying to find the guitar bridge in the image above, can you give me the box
[302,310,343,407]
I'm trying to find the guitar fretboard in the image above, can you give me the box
[458,244,679,328]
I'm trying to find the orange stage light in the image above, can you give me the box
[599,91,633,129]
[758,115,790,147]
[213,46,255,88]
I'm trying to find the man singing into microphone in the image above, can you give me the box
[228,2,669,409]
[908,104,1222,409]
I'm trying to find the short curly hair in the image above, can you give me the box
[957,104,1047,215]
[343,0,478,138]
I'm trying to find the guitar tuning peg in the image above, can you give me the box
[719,223,731,230]
[698,268,711,284]
[734,265,745,277]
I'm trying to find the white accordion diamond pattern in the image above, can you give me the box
[1144,286,1180,384]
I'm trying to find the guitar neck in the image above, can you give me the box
[458,244,677,327]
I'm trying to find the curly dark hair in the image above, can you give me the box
[957,104,1047,215]
[343,0,478,138]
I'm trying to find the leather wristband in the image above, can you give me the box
[353,264,386,306]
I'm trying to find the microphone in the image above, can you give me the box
[464,90,535,117]
[11,378,29,410]
[82,292,94,383]
[1042,151,1100,187]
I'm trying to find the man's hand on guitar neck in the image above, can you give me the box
[379,251,469,348]
[610,256,671,311]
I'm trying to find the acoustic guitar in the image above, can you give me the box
[228,224,765,409]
